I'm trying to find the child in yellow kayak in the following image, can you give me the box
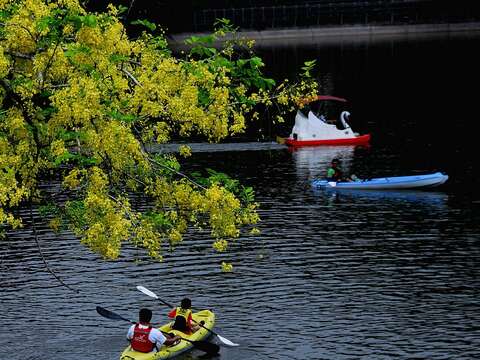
[168,298,204,334]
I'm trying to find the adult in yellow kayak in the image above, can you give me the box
[127,308,181,353]
[167,298,204,334]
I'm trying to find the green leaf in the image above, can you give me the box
[117,5,129,15]
[131,19,156,32]
[263,78,276,88]
[151,35,169,50]
[57,129,80,141]
[250,57,264,68]
[240,186,255,203]
[152,154,181,173]
[189,45,217,58]
[83,15,97,27]
[64,45,92,58]
[198,88,211,106]
[144,212,172,230]
[213,56,232,69]
[185,35,200,45]
[108,110,137,123]
[66,15,83,29]
[109,54,129,63]
[185,34,216,45]
[36,16,53,32]
[214,18,237,33]
[65,200,88,229]
[301,59,317,78]
[38,203,61,217]
[206,168,240,193]
[196,35,216,45]
[53,151,76,166]
[77,155,99,166]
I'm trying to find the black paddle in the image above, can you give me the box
[95,306,220,355]
[136,285,239,346]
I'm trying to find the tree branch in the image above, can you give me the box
[29,204,79,293]
[145,154,207,190]
[4,50,34,59]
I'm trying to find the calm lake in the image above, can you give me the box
[1,31,479,360]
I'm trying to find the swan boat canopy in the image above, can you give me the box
[284,95,371,147]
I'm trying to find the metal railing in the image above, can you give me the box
[192,0,479,32]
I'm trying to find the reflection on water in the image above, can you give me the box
[290,145,356,180]
[317,188,449,208]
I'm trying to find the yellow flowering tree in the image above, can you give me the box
[0,0,316,262]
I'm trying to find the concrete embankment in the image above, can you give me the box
[169,22,480,48]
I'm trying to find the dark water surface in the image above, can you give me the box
[1,33,480,360]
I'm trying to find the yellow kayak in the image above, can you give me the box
[120,310,215,360]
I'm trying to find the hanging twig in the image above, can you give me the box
[29,204,79,293]
[126,0,136,18]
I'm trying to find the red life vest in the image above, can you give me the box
[131,324,155,353]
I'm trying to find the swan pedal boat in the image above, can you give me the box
[285,95,371,147]
[312,172,448,190]
[120,310,215,360]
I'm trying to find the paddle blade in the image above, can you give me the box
[96,306,133,323]
[216,334,239,347]
[136,285,158,299]
[191,340,220,355]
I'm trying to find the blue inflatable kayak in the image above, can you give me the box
[312,172,448,190]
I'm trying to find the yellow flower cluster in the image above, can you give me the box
[179,145,192,158]
[0,47,9,78]
[221,261,233,272]
[213,239,228,252]
[0,108,35,219]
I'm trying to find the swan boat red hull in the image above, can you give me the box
[285,134,371,147]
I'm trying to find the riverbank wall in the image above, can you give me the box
[168,21,480,48]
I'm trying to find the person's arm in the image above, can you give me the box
[151,329,180,348]
[187,313,193,327]
[126,324,135,341]
[167,308,176,319]
[163,334,181,346]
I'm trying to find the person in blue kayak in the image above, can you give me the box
[326,158,359,182]
[127,308,180,352]
[168,298,203,334]
[326,158,346,181]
